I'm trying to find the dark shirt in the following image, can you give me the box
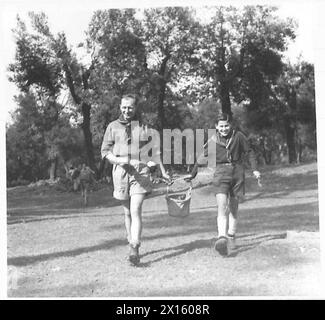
[209,129,257,171]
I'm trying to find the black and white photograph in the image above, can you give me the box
[1,0,324,299]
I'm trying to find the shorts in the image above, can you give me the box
[212,163,245,199]
[112,162,152,201]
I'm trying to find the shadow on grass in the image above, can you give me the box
[138,232,288,267]
[238,202,319,234]
[227,232,288,258]
[7,184,168,223]
[7,189,121,213]
[7,238,127,267]
[137,238,215,268]
[136,201,319,233]
[7,211,123,225]
[8,199,318,268]
[92,197,319,239]
[7,226,212,267]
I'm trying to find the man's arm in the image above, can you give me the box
[101,124,128,166]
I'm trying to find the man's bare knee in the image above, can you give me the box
[130,194,145,214]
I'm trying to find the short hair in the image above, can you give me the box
[216,112,232,124]
[121,93,138,105]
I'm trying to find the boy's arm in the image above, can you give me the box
[152,151,171,181]
[185,135,212,181]
[158,162,170,180]
[240,133,261,179]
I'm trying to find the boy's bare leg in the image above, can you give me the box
[121,200,131,243]
[228,196,239,236]
[215,193,229,256]
[216,193,229,238]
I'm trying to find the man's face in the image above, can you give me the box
[216,120,231,137]
[120,98,136,121]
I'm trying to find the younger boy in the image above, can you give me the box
[187,113,261,256]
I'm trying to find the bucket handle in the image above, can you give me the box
[166,177,192,197]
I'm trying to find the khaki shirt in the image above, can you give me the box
[101,119,153,161]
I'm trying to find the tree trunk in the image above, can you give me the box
[157,54,170,131]
[157,80,167,131]
[63,63,96,172]
[220,80,232,116]
[284,117,297,164]
[285,88,298,164]
[49,157,58,180]
[218,45,232,117]
[81,102,96,171]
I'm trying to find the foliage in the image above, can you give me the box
[7,6,317,186]
[189,6,296,117]
[6,92,84,184]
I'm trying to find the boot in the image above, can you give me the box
[128,242,140,266]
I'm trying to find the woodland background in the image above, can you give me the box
[6,6,316,187]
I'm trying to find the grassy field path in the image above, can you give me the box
[7,162,322,297]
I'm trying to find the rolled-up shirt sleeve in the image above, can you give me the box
[101,124,114,159]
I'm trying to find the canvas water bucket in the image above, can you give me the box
[165,179,192,218]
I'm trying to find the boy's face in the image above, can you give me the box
[120,97,136,121]
[216,120,231,137]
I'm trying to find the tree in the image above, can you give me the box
[86,7,200,132]
[6,92,84,184]
[87,9,147,96]
[193,6,296,117]
[141,7,200,131]
[8,12,97,170]
[269,61,316,163]
[6,94,47,183]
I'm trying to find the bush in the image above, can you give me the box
[8,179,31,188]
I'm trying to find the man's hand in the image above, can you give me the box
[147,161,157,168]
[129,159,141,167]
[117,157,129,167]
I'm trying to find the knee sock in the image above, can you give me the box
[228,214,237,236]
[217,214,228,238]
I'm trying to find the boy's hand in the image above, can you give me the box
[184,167,198,182]
[161,172,171,183]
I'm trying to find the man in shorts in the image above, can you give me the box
[101,94,170,266]
[187,113,261,256]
